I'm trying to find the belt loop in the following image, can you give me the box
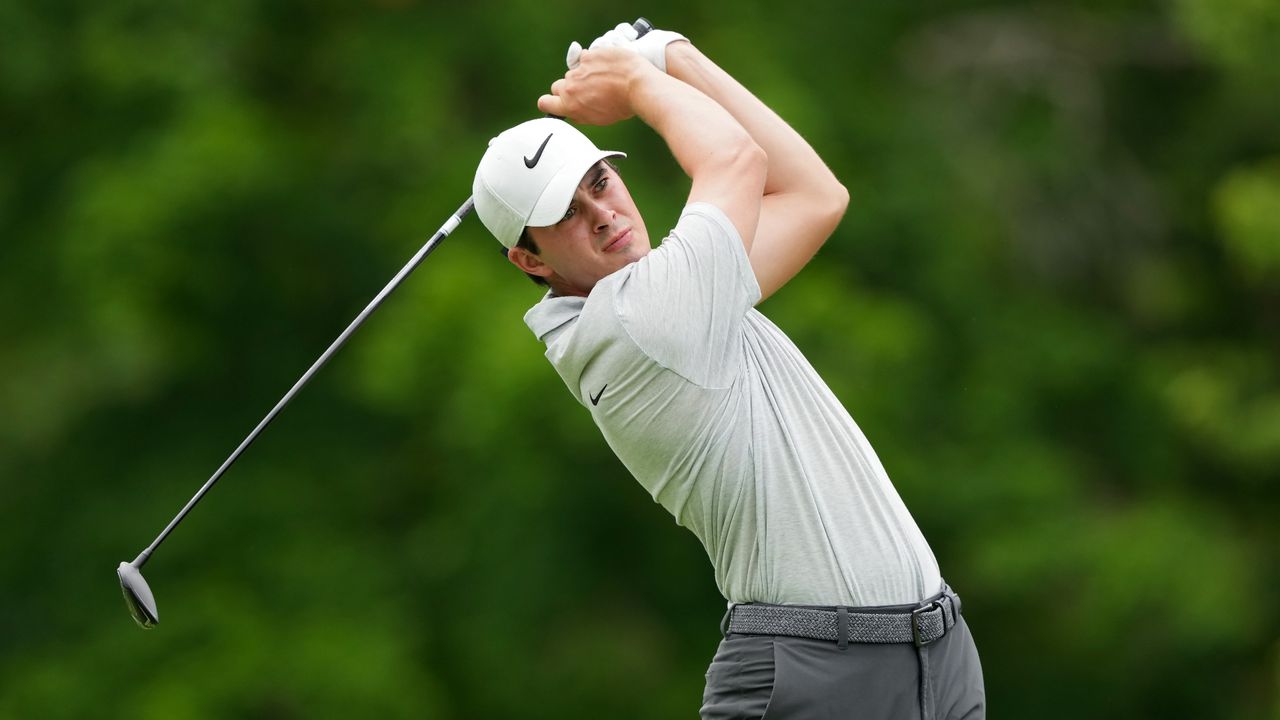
[720,604,735,639]
[836,607,850,651]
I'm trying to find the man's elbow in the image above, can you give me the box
[814,181,849,238]
[828,181,850,223]
[698,132,767,192]
[732,136,769,191]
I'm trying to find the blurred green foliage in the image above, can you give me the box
[1,0,1277,718]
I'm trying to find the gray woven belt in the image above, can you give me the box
[725,586,962,648]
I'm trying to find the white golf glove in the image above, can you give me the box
[565,22,687,73]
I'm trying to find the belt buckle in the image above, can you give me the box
[911,600,943,647]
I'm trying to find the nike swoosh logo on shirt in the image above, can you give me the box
[524,134,553,168]
[590,384,607,406]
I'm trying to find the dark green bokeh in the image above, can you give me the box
[2,1,1277,718]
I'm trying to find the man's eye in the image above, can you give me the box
[594,177,608,192]
[561,206,576,222]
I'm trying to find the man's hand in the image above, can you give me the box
[538,47,654,126]
[566,22,688,73]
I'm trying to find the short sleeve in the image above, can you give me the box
[612,202,762,388]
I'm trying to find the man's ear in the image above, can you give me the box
[508,246,554,279]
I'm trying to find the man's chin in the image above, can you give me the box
[623,241,651,262]
[614,250,647,272]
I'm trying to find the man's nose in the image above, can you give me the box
[587,201,616,232]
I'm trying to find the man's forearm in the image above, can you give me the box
[665,42,844,203]
[627,63,760,191]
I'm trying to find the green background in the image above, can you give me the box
[2,0,1277,717]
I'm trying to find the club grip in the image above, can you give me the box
[545,18,654,120]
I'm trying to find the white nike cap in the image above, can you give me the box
[473,118,626,249]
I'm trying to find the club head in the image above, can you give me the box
[117,561,159,629]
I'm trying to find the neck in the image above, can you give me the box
[547,277,591,298]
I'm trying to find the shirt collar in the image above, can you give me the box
[523,291,586,343]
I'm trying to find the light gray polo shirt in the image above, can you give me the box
[524,203,942,606]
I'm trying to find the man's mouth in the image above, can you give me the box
[603,228,631,253]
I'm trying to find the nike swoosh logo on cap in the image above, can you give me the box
[524,133,553,168]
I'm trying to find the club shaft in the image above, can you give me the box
[134,197,475,568]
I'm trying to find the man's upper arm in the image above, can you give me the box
[748,188,849,302]
[684,143,848,304]
[686,142,768,258]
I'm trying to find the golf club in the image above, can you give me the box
[118,18,655,629]
[117,197,473,628]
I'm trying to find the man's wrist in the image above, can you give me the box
[625,56,666,114]
[663,40,698,78]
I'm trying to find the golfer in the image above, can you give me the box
[472,22,985,720]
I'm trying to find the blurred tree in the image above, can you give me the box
[0,0,1275,718]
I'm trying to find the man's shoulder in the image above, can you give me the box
[671,202,744,247]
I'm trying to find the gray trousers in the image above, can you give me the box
[701,606,985,719]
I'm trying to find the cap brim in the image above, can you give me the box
[526,150,627,228]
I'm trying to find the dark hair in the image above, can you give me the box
[506,158,621,288]
[513,230,548,287]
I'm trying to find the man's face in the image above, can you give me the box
[511,162,650,296]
